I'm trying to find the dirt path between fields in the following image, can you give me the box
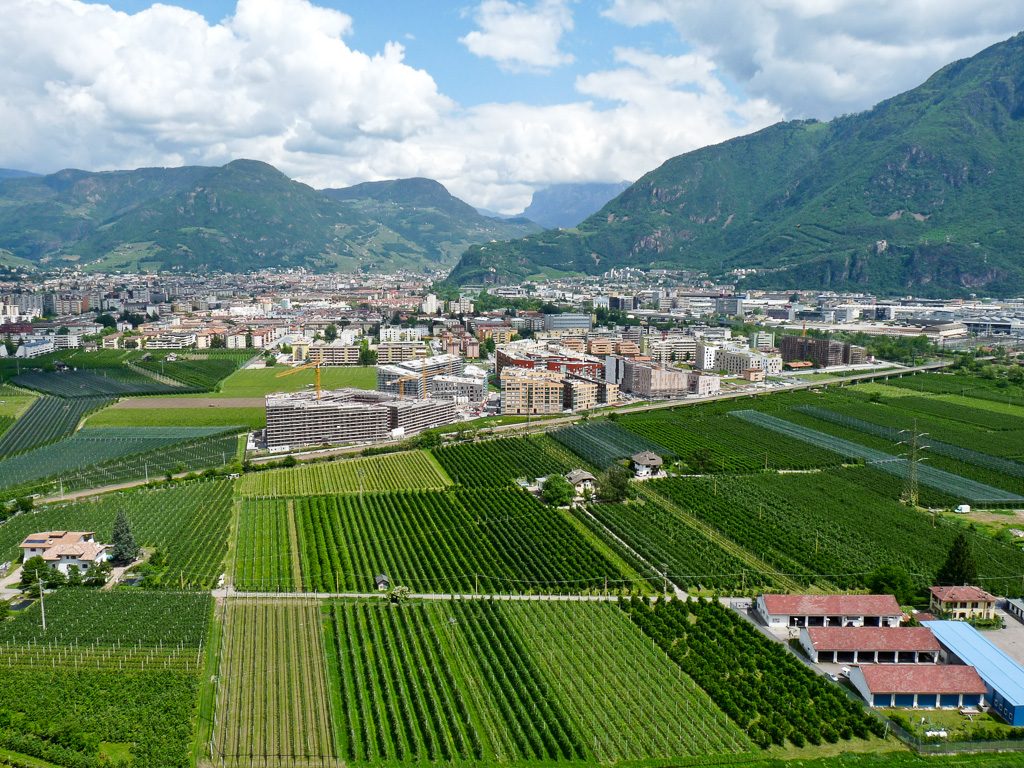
[112,397,264,408]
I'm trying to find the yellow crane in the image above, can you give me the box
[276,359,323,400]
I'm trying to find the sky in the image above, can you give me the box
[3,1,1024,212]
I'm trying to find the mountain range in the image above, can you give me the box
[448,32,1024,297]
[0,161,539,273]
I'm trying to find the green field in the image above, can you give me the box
[86,404,265,429]
[324,600,749,764]
[237,450,450,498]
[433,436,575,487]
[0,479,233,588]
[0,590,210,768]
[277,488,639,594]
[214,365,376,397]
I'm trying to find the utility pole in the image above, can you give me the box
[898,420,928,509]
[38,576,46,632]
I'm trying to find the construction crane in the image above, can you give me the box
[276,359,323,400]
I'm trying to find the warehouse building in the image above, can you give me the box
[265,389,455,449]
[755,594,903,629]
[850,665,987,710]
[924,620,1024,726]
[799,627,940,664]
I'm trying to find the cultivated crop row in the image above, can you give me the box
[550,420,670,468]
[619,410,852,472]
[0,426,243,496]
[621,596,884,749]
[233,498,297,591]
[212,600,337,765]
[0,479,233,588]
[14,367,183,397]
[432,437,572,487]
[135,356,244,391]
[581,500,777,591]
[889,372,1024,408]
[650,469,1024,595]
[238,450,450,498]
[0,395,111,458]
[289,488,634,594]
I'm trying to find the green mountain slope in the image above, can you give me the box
[0,161,539,273]
[449,32,1024,296]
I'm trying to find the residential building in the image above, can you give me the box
[377,354,465,399]
[16,338,55,358]
[500,368,564,415]
[631,452,664,479]
[755,594,903,629]
[429,374,487,405]
[563,377,598,411]
[780,336,866,368]
[19,531,111,575]
[928,586,997,621]
[308,340,361,366]
[376,342,428,364]
[750,331,775,351]
[565,469,596,496]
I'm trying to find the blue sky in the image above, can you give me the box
[5,1,1024,211]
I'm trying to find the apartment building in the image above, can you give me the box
[500,368,565,415]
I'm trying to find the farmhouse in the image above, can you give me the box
[925,620,1024,726]
[928,585,996,620]
[755,594,902,628]
[565,469,596,496]
[799,627,940,664]
[631,452,664,479]
[850,665,987,710]
[19,531,110,575]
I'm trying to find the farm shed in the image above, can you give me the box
[755,594,902,629]
[799,626,940,664]
[924,620,1024,726]
[1007,598,1024,625]
[374,574,390,592]
[850,664,986,709]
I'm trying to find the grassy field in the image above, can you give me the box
[86,404,266,429]
[213,365,376,397]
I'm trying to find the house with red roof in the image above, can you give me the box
[755,593,902,629]
[850,664,987,710]
[929,586,996,621]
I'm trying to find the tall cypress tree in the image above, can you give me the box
[110,510,139,564]
[936,532,977,586]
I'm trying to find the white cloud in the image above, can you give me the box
[603,0,1024,118]
[0,0,788,213]
[460,0,575,73]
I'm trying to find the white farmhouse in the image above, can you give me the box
[19,531,111,575]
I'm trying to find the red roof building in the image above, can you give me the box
[799,626,941,664]
[756,594,902,629]
[929,586,996,621]
[851,664,987,709]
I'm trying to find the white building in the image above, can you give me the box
[19,531,111,575]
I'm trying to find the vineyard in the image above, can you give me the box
[238,450,451,498]
[0,395,111,457]
[233,498,298,591]
[0,425,243,496]
[649,470,1024,595]
[733,410,1024,504]
[432,436,573,487]
[888,371,1024,408]
[619,409,853,472]
[621,597,884,749]
[135,355,246,391]
[292,488,637,594]
[550,420,670,468]
[324,599,748,764]
[0,479,233,588]
[581,500,777,591]
[212,599,338,766]
[0,589,210,768]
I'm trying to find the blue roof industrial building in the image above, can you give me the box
[924,620,1024,726]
